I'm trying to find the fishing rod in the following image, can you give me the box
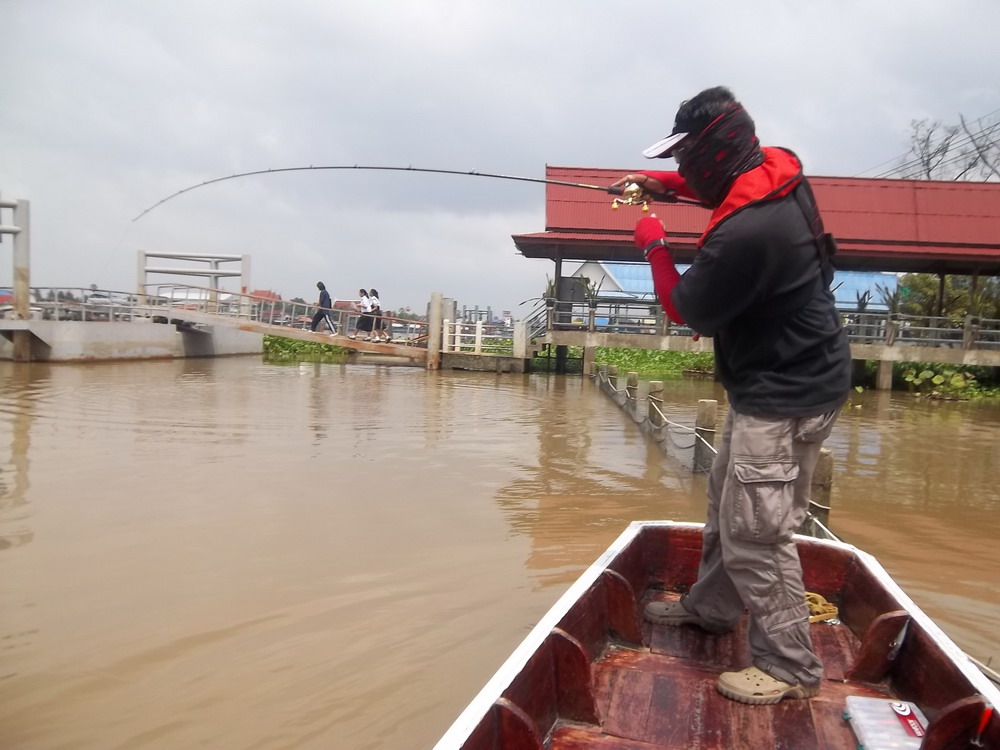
[131,165,697,222]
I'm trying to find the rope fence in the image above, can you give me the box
[590,363,838,541]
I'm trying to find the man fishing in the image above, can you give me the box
[615,86,851,705]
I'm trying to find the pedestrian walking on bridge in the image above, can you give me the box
[310,281,336,334]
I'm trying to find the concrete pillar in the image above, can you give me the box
[427,292,443,370]
[11,199,32,362]
[512,320,528,359]
[693,398,718,474]
[240,255,251,318]
[136,249,147,303]
[886,316,899,346]
[963,315,979,349]
[12,200,30,320]
[876,359,893,391]
[582,346,596,375]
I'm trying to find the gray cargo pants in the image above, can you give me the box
[683,407,838,687]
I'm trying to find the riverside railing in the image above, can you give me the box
[537,296,1000,351]
[841,311,1000,350]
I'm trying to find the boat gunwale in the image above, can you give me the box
[432,520,999,749]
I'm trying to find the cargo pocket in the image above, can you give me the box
[729,459,800,543]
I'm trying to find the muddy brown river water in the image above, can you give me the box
[1,358,997,749]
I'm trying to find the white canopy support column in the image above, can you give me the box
[0,195,32,361]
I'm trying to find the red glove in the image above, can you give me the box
[634,216,667,250]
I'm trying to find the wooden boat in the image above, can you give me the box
[433,521,999,750]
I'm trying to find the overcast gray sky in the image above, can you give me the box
[3,0,999,315]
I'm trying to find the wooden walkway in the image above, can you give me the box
[156,306,428,363]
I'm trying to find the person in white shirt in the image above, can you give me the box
[369,288,390,342]
[348,289,372,340]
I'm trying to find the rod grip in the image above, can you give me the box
[606,185,624,196]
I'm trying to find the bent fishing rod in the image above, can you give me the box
[131,165,699,222]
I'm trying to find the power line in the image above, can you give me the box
[865,115,997,178]
[854,106,1000,178]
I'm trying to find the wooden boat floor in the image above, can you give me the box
[549,592,890,750]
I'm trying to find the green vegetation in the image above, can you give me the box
[899,363,1000,400]
[263,335,352,363]
[532,346,715,378]
[893,273,1000,320]
[853,359,1000,400]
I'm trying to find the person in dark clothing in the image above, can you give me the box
[310,281,336,333]
[614,86,851,706]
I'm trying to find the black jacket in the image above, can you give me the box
[672,181,851,417]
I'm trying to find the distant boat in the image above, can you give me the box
[434,521,999,750]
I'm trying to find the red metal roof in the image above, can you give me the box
[512,166,1000,274]
[249,289,282,301]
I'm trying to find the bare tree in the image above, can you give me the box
[879,114,1000,321]
[896,119,979,180]
[959,113,1000,181]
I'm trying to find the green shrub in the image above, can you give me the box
[531,346,715,377]
[263,335,352,363]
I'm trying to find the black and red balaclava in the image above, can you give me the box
[668,89,765,208]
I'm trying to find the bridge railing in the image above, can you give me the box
[523,300,549,341]
[5,287,141,322]
[840,309,1000,350]
[545,296,695,336]
[442,319,515,355]
[142,283,430,344]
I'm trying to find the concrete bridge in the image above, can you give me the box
[0,285,537,371]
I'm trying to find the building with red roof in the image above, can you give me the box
[513,167,1000,276]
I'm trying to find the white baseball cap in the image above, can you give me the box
[642,131,690,159]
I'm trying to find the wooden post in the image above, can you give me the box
[810,448,834,528]
[693,399,718,474]
[607,365,618,390]
[583,346,596,375]
[647,381,664,426]
[626,372,638,400]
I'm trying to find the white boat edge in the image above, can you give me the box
[432,520,1000,750]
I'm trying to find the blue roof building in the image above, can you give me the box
[570,262,897,311]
